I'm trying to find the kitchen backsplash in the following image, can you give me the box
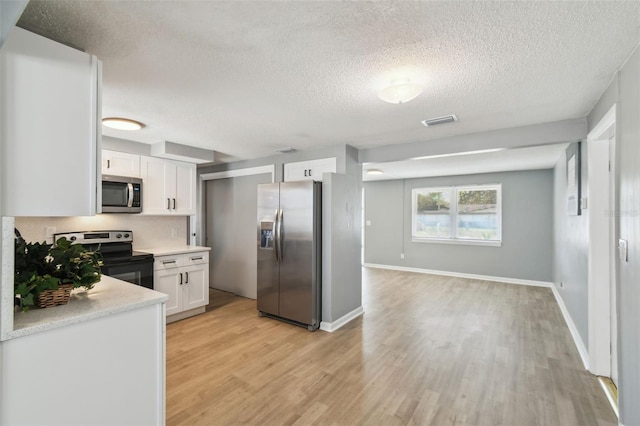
[15,215,189,249]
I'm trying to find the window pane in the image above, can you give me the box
[457,188,498,240]
[415,214,451,238]
[414,189,451,238]
[457,214,498,240]
[416,190,450,212]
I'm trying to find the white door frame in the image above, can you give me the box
[587,104,617,376]
[191,165,276,246]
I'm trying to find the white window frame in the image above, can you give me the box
[411,183,502,247]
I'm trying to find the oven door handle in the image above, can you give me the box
[102,257,154,267]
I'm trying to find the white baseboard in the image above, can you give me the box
[364,263,553,288]
[550,285,590,370]
[320,306,364,333]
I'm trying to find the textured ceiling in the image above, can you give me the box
[363,144,568,181]
[16,1,640,164]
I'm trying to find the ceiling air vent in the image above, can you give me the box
[275,147,296,154]
[421,114,458,127]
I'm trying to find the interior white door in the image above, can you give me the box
[609,135,618,387]
[588,137,613,377]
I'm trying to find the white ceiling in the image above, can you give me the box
[363,143,568,181]
[16,1,640,165]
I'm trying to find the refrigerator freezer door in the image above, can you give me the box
[257,183,280,316]
[278,180,316,325]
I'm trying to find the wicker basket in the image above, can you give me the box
[36,284,73,308]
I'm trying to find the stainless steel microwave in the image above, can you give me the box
[101,175,142,213]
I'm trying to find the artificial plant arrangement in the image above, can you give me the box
[14,232,103,312]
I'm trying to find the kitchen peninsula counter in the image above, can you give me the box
[1,274,167,425]
[4,276,167,341]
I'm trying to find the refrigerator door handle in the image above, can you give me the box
[277,208,284,263]
[274,209,280,262]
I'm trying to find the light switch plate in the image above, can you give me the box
[619,239,628,262]
[580,198,588,209]
[365,220,372,226]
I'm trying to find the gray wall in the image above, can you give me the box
[585,44,640,426]
[0,1,27,48]
[364,169,554,282]
[321,146,362,323]
[552,143,589,347]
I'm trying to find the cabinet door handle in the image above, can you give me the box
[167,198,171,210]
[304,169,307,177]
[107,159,110,169]
[185,272,189,284]
[179,273,183,285]
[309,168,312,176]
[172,198,176,210]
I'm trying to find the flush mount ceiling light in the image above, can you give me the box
[102,117,145,131]
[377,80,423,104]
[365,169,384,175]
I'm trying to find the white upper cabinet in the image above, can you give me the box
[140,156,196,215]
[102,149,140,178]
[284,157,336,182]
[1,27,101,216]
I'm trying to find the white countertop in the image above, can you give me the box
[3,276,168,341]
[137,245,211,256]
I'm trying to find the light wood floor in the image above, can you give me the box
[166,268,616,426]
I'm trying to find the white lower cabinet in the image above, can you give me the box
[1,303,165,425]
[154,251,209,322]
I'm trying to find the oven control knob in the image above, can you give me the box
[70,236,77,242]
[124,233,130,238]
[116,233,122,239]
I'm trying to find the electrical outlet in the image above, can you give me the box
[400,253,405,259]
[366,220,372,226]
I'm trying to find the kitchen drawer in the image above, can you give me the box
[154,255,183,270]
[154,251,209,271]
[185,252,208,266]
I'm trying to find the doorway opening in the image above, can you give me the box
[587,104,617,416]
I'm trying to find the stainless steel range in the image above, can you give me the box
[53,230,154,289]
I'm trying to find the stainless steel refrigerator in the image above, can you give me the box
[257,180,321,331]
